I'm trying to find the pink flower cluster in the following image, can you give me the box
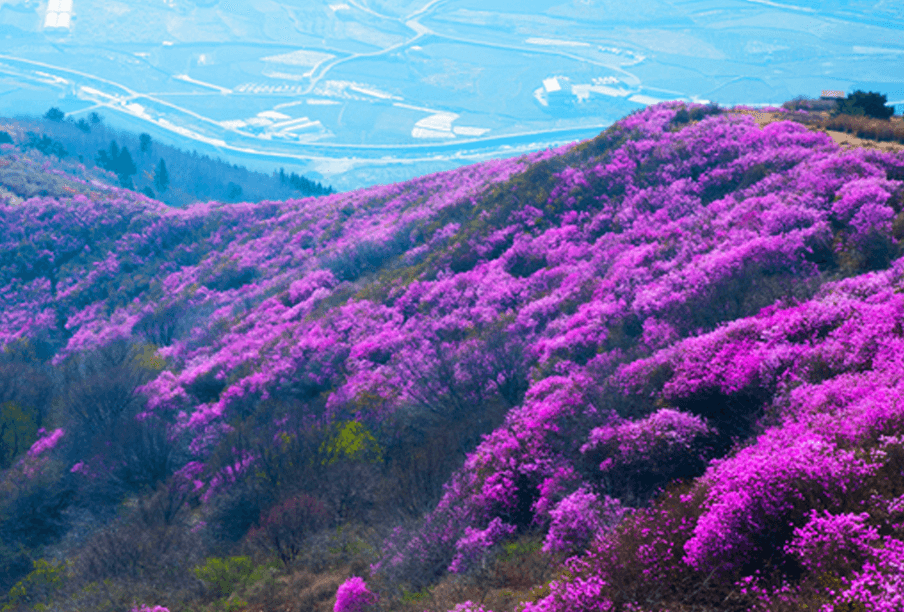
[784,510,879,575]
[26,428,65,457]
[447,517,517,574]
[334,576,378,612]
[542,487,628,554]
[446,602,494,612]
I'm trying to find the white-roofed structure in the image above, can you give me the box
[44,0,73,31]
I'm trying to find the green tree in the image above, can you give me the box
[24,132,66,159]
[226,181,243,201]
[0,402,39,470]
[2,559,69,612]
[43,107,65,122]
[317,420,383,467]
[95,140,119,171]
[115,146,137,179]
[96,141,137,186]
[139,133,152,153]
[0,131,11,145]
[154,158,169,192]
[836,90,895,120]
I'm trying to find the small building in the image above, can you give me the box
[820,90,845,100]
[44,0,73,31]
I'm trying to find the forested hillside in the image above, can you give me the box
[2,100,904,612]
[0,109,332,208]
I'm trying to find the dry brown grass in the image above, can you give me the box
[729,108,904,154]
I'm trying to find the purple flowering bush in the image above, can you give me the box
[447,517,518,574]
[579,408,717,504]
[784,510,880,575]
[447,602,494,612]
[334,576,378,612]
[541,487,629,555]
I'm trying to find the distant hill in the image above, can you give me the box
[0,108,333,208]
[2,101,904,612]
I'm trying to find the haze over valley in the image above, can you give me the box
[1,0,902,190]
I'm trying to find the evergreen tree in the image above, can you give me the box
[154,158,170,192]
[226,181,243,201]
[25,133,66,158]
[95,141,136,185]
[139,133,152,154]
[116,146,137,179]
[836,90,895,120]
[44,107,65,122]
[95,140,119,172]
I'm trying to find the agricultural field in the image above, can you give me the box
[0,0,901,190]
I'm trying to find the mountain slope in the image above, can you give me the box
[2,101,904,612]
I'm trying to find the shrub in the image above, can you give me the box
[334,576,378,612]
[204,479,271,546]
[104,411,187,495]
[783,510,879,576]
[0,157,75,197]
[447,517,518,575]
[542,487,629,555]
[2,559,69,612]
[192,556,267,600]
[0,402,39,470]
[580,408,717,504]
[782,96,838,113]
[71,487,203,592]
[318,420,384,467]
[0,457,75,560]
[447,602,494,612]
[248,493,332,567]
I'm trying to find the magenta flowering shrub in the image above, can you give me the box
[447,601,494,612]
[580,408,716,503]
[784,510,880,575]
[334,576,378,612]
[542,487,628,554]
[838,536,904,611]
[447,517,517,574]
[681,424,879,576]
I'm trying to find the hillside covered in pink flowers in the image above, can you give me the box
[2,101,904,612]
